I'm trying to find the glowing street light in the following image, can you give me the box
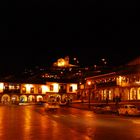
[87,81,91,86]
[87,80,92,109]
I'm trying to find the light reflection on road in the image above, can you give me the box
[1,105,140,140]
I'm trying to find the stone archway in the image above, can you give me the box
[130,88,137,100]
[11,95,19,104]
[108,89,113,100]
[99,89,104,100]
[56,95,61,102]
[48,95,56,102]
[137,88,140,100]
[28,95,35,102]
[104,89,111,100]
[1,94,10,104]
[68,94,76,102]
[20,95,28,102]
[36,95,43,102]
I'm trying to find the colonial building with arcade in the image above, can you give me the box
[0,56,78,104]
[79,57,140,103]
[0,81,78,104]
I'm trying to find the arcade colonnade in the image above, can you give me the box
[0,82,78,104]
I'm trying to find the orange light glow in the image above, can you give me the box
[70,84,77,92]
[41,85,49,93]
[25,84,33,93]
[52,83,59,92]
[87,81,91,86]
[0,83,4,93]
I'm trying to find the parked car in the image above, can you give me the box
[117,104,140,116]
[44,102,60,111]
[93,104,112,114]
[59,101,67,106]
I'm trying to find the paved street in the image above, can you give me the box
[1,105,140,140]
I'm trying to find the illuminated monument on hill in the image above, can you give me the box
[53,56,77,67]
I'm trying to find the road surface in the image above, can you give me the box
[0,105,140,140]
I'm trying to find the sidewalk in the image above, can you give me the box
[69,101,140,111]
[69,102,92,110]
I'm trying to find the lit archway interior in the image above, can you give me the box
[11,95,19,102]
[130,88,137,100]
[36,95,43,102]
[137,88,140,100]
[20,95,28,102]
[28,95,35,102]
[1,94,10,103]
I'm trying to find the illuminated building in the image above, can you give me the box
[81,56,140,102]
[0,81,78,104]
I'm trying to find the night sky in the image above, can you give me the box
[1,0,139,74]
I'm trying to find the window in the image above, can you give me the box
[59,84,66,93]
[4,83,9,90]
[22,87,26,93]
[50,85,54,91]
[69,86,73,92]
[30,87,34,93]
[15,85,20,90]
[38,87,42,93]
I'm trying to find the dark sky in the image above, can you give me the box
[3,0,139,41]
[0,0,139,74]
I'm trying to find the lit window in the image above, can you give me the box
[69,86,73,92]
[38,87,42,93]
[30,87,34,93]
[22,87,26,93]
[50,85,54,91]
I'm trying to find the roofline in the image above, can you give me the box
[85,72,116,80]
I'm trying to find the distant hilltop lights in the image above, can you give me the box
[53,56,78,67]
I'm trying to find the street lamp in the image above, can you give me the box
[87,81,91,109]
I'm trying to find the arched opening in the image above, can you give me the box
[56,95,61,102]
[1,94,10,104]
[104,89,112,100]
[130,88,137,100]
[137,88,140,100]
[11,95,19,104]
[20,95,28,102]
[28,95,35,102]
[100,90,104,100]
[48,95,56,102]
[36,95,43,102]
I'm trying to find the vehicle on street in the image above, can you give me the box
[117,104,140,116]
[44,102,60,111]
[36,101,47,105]
[59,101,67,106]
[93,104,112,114]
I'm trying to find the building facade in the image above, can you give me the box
[0,82,78,104]
[79,57,140,103]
